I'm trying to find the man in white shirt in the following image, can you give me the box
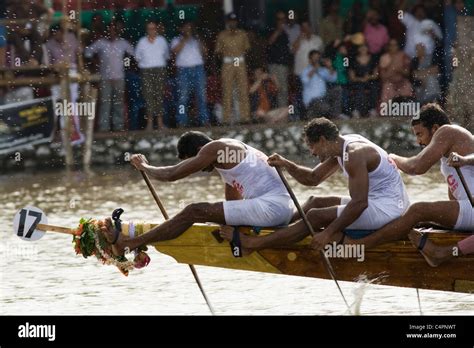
[301,50,337,119]
[292,20,324,76]
[399,4,442,58]
[135,20,170,130]
[85,22,134,131]
[284,12,301,49]
[171,21,209,127]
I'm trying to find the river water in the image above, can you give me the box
[0,165,473,315]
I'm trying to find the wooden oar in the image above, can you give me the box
[455,167,474,207]
[139,170,216,315]
[275,167,352,314]
[37,224,74,235]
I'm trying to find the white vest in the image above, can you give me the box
[440,156,474,200]
[215,142,289,199]
[337,134,410,209]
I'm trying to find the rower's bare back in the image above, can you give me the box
[212,138,249,170]
[444,125,474,157]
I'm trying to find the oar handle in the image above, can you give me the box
[139,169,215,315]
[275,167,315,235]
[275,165,352,313]
[140,171,169,220]
[37,223,75,235]
[455,167,474,207]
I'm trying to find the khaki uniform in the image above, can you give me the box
[215,29,250,122]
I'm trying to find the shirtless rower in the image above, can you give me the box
[100,131,295,256]
[341,103,474,266]
[220,117,410,251]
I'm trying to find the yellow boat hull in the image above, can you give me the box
[122,223,474,294]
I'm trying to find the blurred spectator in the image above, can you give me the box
[413,19,442,59]
[399,3,442,59]
[135,20,169,130]
[86,13,105,45]
[293,20,323,76]
[320,3,344,46]
[206,61,222,125]
[85,22,134,132]
[284,11,301,48]
[45,24,80,68]
[249,67,289,124]
[332,40,350,117]
[267,10,291,108]
[384,4,406,44]
[125,57,146,131]
[379,39,413,107]
[412,43,441,104]
[443,0,469,83]
[215,13,251,124]
[46,24,84,144]
[246,26,267,72]
[0,0,6,68]
[348,43,379,118]
[301,50,337,118]
[343,1,365,35]
[171,21,209,127]
[363,9,389,59]
[5,1,47,65]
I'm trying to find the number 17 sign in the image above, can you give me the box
[13,206,47,241]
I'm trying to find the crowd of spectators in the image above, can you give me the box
[0,0,473,132]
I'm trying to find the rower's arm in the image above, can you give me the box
[462,154,474,165]
[225,183,242,200]
[286,157,340,186]
[391,128,452,175]
[144,144,218,181]
[323,151,369,235]
[449,189,455,200]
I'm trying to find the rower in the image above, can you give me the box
[99,131,295,257]
[343,103,474,266]
[220,117,410,251]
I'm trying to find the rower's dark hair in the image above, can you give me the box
[177,131,213,159]
[303,117,339,143]
[411,103,451,129]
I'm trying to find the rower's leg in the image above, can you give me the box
[103,202,226,255]
[344,201,460,249]
[226,206,338,250]
[291,196,342,222]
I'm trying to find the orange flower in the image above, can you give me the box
[74,224,83,236]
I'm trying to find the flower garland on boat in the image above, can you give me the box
[72,218,150,276]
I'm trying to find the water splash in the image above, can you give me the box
[350,273,389,315]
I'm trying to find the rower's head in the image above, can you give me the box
[302,118,340,161]
[177,131,213,171]
[411,103,451,147]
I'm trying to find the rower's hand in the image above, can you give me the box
[447,152,467,168]
[310,232,331,251]
[130,153,150,171]
[267,153,289,168]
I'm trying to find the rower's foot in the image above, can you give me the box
[408,230,453,267]
[98,217,129,257]
[219,225,254,255]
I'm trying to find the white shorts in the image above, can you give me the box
[454,200,474,230]
[223,194,295,227]
[337,196,406,230]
